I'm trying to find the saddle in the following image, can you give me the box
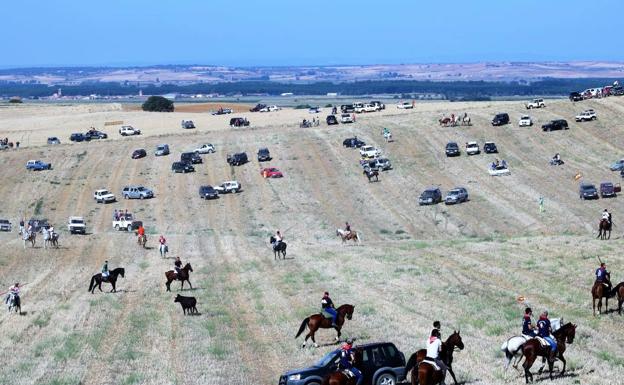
[321,309,333,319]
[421,358,440,371]
[535,337,551,348]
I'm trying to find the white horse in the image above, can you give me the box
[383,131,392,142]
[500,318,562,370]
[336,228,361,243]
[43,228,50,249]
[159,243,168,257]
[462,114,471,126]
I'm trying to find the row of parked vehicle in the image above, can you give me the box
[446,141,498,157]
[419,186,469,205]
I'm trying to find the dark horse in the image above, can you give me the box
[521,322,577,383]
[321,348,363,385]
[597,219,611,240]
[88,267,125,294]
[405,331,464,385]
[270,236,287,260]
[363,169,379,182]
[165,263,193,291]
[295,304,355,348]
[612,282,624,315]
[592,272,613,316]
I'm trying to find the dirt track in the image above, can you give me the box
[1,98,624,385]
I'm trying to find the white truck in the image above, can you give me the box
[94,189,116,203]
[112,212,134,231]
[119,125,141,136]
[525,99,545,109]
[575,109,597,122]
[68,216,86,234]
[214,181,241,194]
[359,145,382,159]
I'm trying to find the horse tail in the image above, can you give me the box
[295,317,309,339]
[357,232,362,242]
[405,352,418,375]
[88,275,96,292]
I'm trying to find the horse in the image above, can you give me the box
[44,230,59,249]
[501,318,564,371]
[22,231,36,249]
[521,322,576,383]
[295,304,355,348]
[612,282,624,315]
[50,232,59,248]
[405,331,464,385]
[363,169,379,182]
[439,117,451,126]
[461,115,471,126]
[6,293,21,314]
[321,348,363,385]
[159,243,168,257]
[88,267,125,294]
[270,236,287,260]
[165,263,193,291]
[138,234,147,248]
[336,229,361,243]
[597,219,611,240]
[592,272,613,316]
[382,131,392,142]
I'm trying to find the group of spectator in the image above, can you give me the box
[1,137,19,148]
[113,209,130,221]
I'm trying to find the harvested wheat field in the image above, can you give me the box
[1,98,624,385]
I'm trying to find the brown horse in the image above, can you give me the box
[521,322,576,383]
[611,282,624,315]
[165,263,193,291]
[321,348,363,385]
[363,169,379,182]
[592,272,613,316]
[439,117,452,126]
[597,219,611,240]
[336,229,361,243]
[405,331,464,385]
[295,304,355,348]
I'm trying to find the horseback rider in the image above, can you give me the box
[595,262,611,291]
[602,209,612,226]
[174,257,182,276]
[345,222,351,236]
[101,260,110,281]
[339,338,362,385]
[321,291,338,327]
[537,311,557,362]
[273,230,283,250]
[137,224,146,242]
[159,235,167,254]
[425,328,448,380]
[5,282,20,306]
[522,307,537,337]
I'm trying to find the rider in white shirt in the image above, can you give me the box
[426,329,448,380]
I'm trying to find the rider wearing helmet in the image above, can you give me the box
[537,310,557,362]
[321,291,338,327]
[102,260,110,281]
[522,307,537,337]
[339,338,362,385]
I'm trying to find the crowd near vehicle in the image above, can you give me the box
[85,129,108,139]
[132,149,147,159]
[26,160,52,170]
[122,186,154,199]
[362,158,392,172]
[600,182,618,198]
[198,185,219,199]
[575,109,597,122]
[261,167,283,178]
[94,189,116,203]
[257,147,271,162]
[279,341,406,385]
[396,101,413,109]
[419,187,442,205]
[227,152,248,166]
[466,141,480,155]
[112,212,134,231]
[519,115,533,127]
[171,161,195,173]
[340,113,354,123]
[214,181,241,194]
[194,143,215,154]
[343,137,365,148]
[181,120,195,129]
[491,113,510,126]
[28,218,50,233]
[445,187,469,204]
[579,183,599,200]
[359,145,381,159]
[484,142,498,154]
[326,115,338,125]
[47,137,61,145]
[155,144,170,156]
[542,119,569,131]
[67,216,86,234]
[445,142,460,157]
[489,163,511,176]
[0,219,12,232]
[525,99,545,109]
[181,152,202,164]
[119,125,141,136]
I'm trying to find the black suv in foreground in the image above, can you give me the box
[492,113,510,126]
[181,152,202,164]
[569,92,583,101]
[258,148,271,162]
[279,342,405,385]
[542,119,569,132]
[445,142,460,157]
[171,162,194,173]
[227,152,248,166]
[343,137,366,148]
[579,183,598,200]
[199,185,219,199]
[419,187,442,205]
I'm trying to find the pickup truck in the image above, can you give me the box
[68,216,86,234]
[112,212,134,231]
[214,181,241,194]
[525,99,545,109]
[119,125,141,136]
[575,109,597,122]
[94,189,116,203]
[359,145,382,159]
[26,160,52,171]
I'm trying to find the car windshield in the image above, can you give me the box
[315,350,338,367]
[583,185,595,190]
[71,219,84,224]
[448,190,460,195]
[603,183,613,188]
[137,187,146,191]
[100,190,110,194]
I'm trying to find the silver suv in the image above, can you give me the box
[122,186,154,199]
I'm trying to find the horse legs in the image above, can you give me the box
[111,281,116,293]
[559,354,566,377]
[447,366,459,385]
[186,279,192,290]
[593,297,596,316]
[523,355,535,383]
[180,280,184,290]
[166,279,171,292]
[547,357,554,381]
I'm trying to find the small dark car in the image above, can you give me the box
[199,185,219,199]
[227,152,248,166]
[171,161,194,173]
[47,137,61,145]
[569,92,584,101]
[492,113,510,126]
[70,133,90,142]
[484,142,498,154]
[326,115,339,125]
[257,148,271,162]
[343,137,366,148]
[445,142,460,157]
[181,152,202,164]
[250,103,267,112]
[279,342,406,385]
[542,119,569,132]
[341,104,355,113]
[132,149,147,159]
[28,218,50,233]
[579,183,599,200]
[85,130,108,139]
[230,117,250,127]
[600,182,616,198]
[419,188,442,205]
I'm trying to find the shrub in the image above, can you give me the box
[142,96,174,112]
[294,104,312,109]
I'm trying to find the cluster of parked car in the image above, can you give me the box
[419,186,469,205]
[579,182,620,200]
[69,128,108,142]
[446,141,498,157]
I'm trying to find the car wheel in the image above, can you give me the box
[376,373,396,385]
[140,195,144,200]
[124,195,128,199]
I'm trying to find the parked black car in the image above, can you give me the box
[230,117,250,127]
[181,152,202,164]
[70,133,90,142]
[569,92,584,101]
[199,185,219,199]
[491,113,510,126]
[343,137,366,148]
[326,115,339,125]
[47,137,61,145]
[600,182,616,198]
[171,162,195,173]
[341,104,355,113]
[85,130,108,139]
[419,188,443,205]
[132,149,147,159]
[257,148,271,162]
[579,183,598,200]
[445,142,460,157]
[612,86,624,96]
[250,103,267,112]
[279,342,406,385]
[227,152,248,166]
[28,218,50,233]
[484,142,498,154]
[542,119,569,132]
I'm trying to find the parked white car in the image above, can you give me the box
[112,212,134,231]
[575,109,597,122]
[260,105,280,112]
[214,181,241,194]
[67,216,86,234]
[119,125,141,136]
[340,113,354,123]
[94,189,116,203]
[396,101,414,109]
[194,143,216,154]
[519,115,533,127]
[466,141,480,155]
[359,145,382,158]
[525,99,545,109]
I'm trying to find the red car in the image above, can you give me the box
[261,167,283,178]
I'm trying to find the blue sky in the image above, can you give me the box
[3,0,623,67]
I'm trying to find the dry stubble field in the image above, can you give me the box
[1,98,624,385]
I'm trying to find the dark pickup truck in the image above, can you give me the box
[542,119,569,132]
